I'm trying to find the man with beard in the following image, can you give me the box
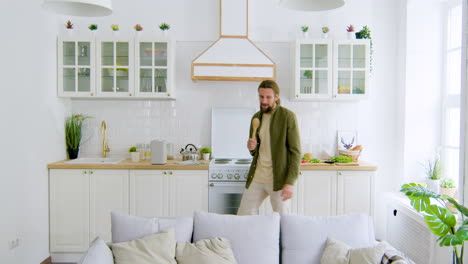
[237,80,301,215]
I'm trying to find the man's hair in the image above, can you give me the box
[258,80,281,105]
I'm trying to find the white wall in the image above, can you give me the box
[68,0,402,239]
[403,0,444,182]
[0,1,67,264]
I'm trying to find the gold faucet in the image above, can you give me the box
[101,121,110,157]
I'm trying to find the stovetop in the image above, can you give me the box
[209,158,252,181]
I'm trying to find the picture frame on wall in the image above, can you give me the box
[337,131,357,150]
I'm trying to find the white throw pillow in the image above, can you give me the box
[281,214,376,264]
[78,237,113,264]
[176,237,238,264]
[321,237,385,264]
[111,211,193,243]
[193,211,280,264]
[111,228,177,264]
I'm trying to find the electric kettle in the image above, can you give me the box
[180,144,199,161]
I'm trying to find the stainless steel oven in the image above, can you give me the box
[208,158,251,215]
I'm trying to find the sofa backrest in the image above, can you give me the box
[281,214,376,264]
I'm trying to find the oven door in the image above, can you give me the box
[208,182,245,215]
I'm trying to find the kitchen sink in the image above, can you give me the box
[64,157,124,164]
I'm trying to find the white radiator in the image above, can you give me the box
[386,197,451,264]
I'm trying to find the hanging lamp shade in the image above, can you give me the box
[279,0,345,11]
[42,0,113,17]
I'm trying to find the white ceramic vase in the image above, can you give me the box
[347,32,355,40]
[302,32,309,39]
[322,33,328,39]
[425,179,440,193]
[130,152,140,162]
[202,153,211,161]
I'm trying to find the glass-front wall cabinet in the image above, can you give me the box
[97,39,134,97]
[292,39,370,101]
[58,37,94,97]
[135,40,173,98]
[293,40,332,100]
[334,40,370,99]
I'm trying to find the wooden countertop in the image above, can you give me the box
[48,159,377,171]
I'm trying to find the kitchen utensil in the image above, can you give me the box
[251,118,260,139]
[180,144,199,161]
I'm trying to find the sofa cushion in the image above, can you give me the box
[176,237,238,264]
[281,214,376,264]
[111,211,193,243]
[111,228,177,264]
[78,236,113,264]
[193,211,280,264]
[321,237,385,264]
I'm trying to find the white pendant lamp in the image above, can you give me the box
[42,0,113,17]
[279,0,345,11]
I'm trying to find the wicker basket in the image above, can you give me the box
[338,149,362,161]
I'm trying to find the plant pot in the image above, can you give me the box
[302,32,309,39]
[67,148,79,160]
[441,187,458,214]
[202,153,211,161]
[355,32,362,39]
[322,33,328,39]
[130,152,140,162]
[347,32,355,40]
[426,179,440,193]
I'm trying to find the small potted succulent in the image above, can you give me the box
[129,146,140,162]
[346,24,355,39]
[321,26,329,39]
[301,25,309,39]
[159,23,170,37]
[200,147,212,161]
[110,24,119,31]
[65,20,74,35]
[134,24,143,31]
[88,24,98,31]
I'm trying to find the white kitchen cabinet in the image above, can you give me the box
[333,40,370,100]
[89,170,129,243]
[96,37,135,97]
[129,170,170,217]
[50,169,129,252]
[336,170,374,215]
[297,170,337,216]
[291,39,333,100]
[291,39,370,101]
[57,36,95,97]
[169,170,208,216]
[135,38,175,99]
[50,169,90,252]
[129,170,208,217]
[57,35,175,99]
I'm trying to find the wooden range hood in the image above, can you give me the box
[191,0,276,82]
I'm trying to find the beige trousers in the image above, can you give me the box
[237,182,289,215]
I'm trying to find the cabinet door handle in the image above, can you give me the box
[83,171,87,174]
[129,93,132,96]
[89,170,93,174]
[338,171,342,175]
[209,183,214,187]
[169,171,173,175]
[163,171,167,175]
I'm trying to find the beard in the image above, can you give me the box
[260,103,273,113]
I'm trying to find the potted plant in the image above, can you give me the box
[346,24,355,39]
[65,20,73,29]
[355,25,373,72]
[401,183,468,264]
[303,70,312,79]
[129,146,140,162]
[200,147,212,161]
[321,26,329,39]
[134,24,143,31]
[65,114,91,159]
[424,155,442,193]
[301,25,309,39]
[440,178,457,197]
[88,24,98,31]
[159,23,170,37]
[110,24,119,31]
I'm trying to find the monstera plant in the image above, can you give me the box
[401,183,468,264]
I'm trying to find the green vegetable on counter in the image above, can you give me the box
[309,158,322,163]
[330,155,353,163]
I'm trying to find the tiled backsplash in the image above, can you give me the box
[71,41,360,160]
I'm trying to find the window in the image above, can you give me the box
[441,0,462,185]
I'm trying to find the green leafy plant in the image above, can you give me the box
[200,147,212,154]
[134,24,143,31]
[301,25,309,33]
[110,24,119,31]
[441,178,457,188]
[65,114,91,150]
[128,146,137,153]
[322,26,329,34]
[65,20,73,29]
[159,23,170,31]
[355,25,371,39]
[303,70,312,79]
[88,24,98,31]
[425,156,442,180]
[330,155,353,163]
[401,183,467,264]
[346,24,355,32]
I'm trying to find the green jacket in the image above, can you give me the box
[245,106,301,191]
